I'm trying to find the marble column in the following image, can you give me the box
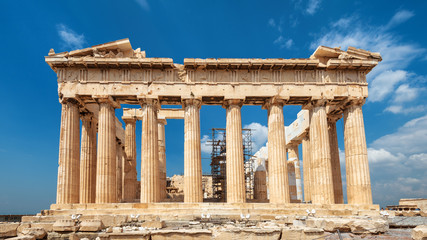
[288,145,302,201]
[183,99,203,203]
[224,99,246,203]
[328,118,344,204]
[266,98,290,204]
[140,99,159,203]
[344,103,372,204]
[287,160,297,201]
[309,101,335,204]
[116,141,123,203]
[95,99,117,203]
[302,134,312,203]
[57,99,80,204]
[254,165,267,201]
[79,114,97,203]
[123,118,137,202]
[158,118,167,201]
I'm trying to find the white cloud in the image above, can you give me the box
[200,135,212,154]
[384,105,427,115]
[306,0,321,15]
[56,24,85,50]
[135,0,150,11]
[385,10,415,30]
[310,10,425,113]
[268,18,276,27]
[273,36,294,49]
[244,122,268,152]
[367,148,403,164]
[371,114,427,155]
[369,70,407,102]
[393,84,421,103]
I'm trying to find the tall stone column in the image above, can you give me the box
[344,102,372,204]
[309,101,335,204]
[254,165,267,201]
[123,118,137,202]
[288,145,302,201]
[140,98,159,203]
[57,99,80,204]
[158,118,167,201]
[116,141,123,203]
[95,97,118,203]
[328,117,344,204]
[266,98,290,204]
[79,114,97,203]
[302,134,312,203]
[224,99,246,203]
[183,99,203,203]
[287,160,297,201]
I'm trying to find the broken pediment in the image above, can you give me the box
[47,38,146,59]
[311,46,382,63]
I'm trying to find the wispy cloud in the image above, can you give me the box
[385,10,415,30]
[274,36,294,49]
[306,0,321,15]
[268,18,293,50]
[310,9,425,113]
[56,24,85,50]
[135,0,150,11]
[367,115,427,205]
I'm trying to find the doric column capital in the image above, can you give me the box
[60,97,81,105]
[157,118,167,125]
[262,97,287,110]
[327,113,342,123]
[122,116,137,124]
[347,97,366,107]
[138,97,160,110]
[80,112,94,121]
[93,95,121,109]
[222,98,244,108]
[182,98,202,109]
[303,98,331,110]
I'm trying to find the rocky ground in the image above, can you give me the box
[1,215,426,240]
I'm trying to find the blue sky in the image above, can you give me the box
[0,0,426,214]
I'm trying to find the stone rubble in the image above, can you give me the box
[2,215,425,239]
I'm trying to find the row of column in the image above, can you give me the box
[57,97,372,205]
[302,100,372,205]
[57,98,136,204]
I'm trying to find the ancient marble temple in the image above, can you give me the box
[45,38,382,217]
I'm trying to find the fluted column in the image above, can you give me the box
[344,102,372,204]
[328,117,344,204]
[254,165,267,201]
[183,99,203,203]
[95,98,118,203]
[266,98,290,204]
[123,118,137,202]
[288,145,302,201]
[57,99,80,204]
[116,141,123,202]
[309,101,335,204]
[224,99,246,203]
[158,118,167,201]
[140,98,159,203]
[79,114,97,203]
[302,134,312,203]
[287,160,297,201]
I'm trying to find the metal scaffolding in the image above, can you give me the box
[208,128,254,201]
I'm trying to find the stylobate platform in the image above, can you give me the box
[42,203,380,220]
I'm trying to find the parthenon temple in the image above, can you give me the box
[44,38,382,218]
